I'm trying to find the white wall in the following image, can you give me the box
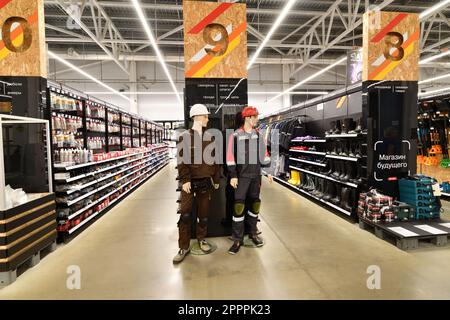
[48,58,347,120]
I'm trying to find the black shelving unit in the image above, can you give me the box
[46,82,168,242]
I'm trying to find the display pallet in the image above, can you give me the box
[358,217,450,250]
[0,239,57,287]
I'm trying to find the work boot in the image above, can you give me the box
[333,120,342,134]
[331,141,338,155]
[173,249,190,264]
[316,179,325,199]
[355,142,362,158]
[339,141,348,156]
[339,161,347,181]
[347,162,356,181]
[331,185,341,205]
[348,142,356,158]
[344,189,356,212]
[249,234,264,247]
[198,240,212,253]
[228,241,242,255]
[349,117,363,134]
[324,160,333,176]
[341,162,350,182]
[326,121,336,135]
[332,160,341,179]
[340,187,350,208]
[343,118,354,134]
[322,181,333,201]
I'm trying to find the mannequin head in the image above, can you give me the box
[244,114,258,129]
[192,114,209,128]
[242,106,259,129]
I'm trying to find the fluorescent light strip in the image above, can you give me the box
[419,72,450,84]
[86,91,328,96]
[48,51,131,102]
[268,57,347,103]
[419,0,450,19]
[131,0,182,105]
[247,0,297,70]
[418,86,450,97]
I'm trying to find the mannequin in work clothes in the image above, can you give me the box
[173,104,220,264]
[226,106,273,255]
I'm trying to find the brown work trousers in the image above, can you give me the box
[178,189,211,250]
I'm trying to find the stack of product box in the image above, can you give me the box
[399,175,441,220]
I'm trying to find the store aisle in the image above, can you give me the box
[1,163,450,299]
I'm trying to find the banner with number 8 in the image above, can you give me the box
[362,11,419,82]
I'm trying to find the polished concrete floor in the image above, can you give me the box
[1,163,450,299]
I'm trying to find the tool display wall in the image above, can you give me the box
[418,94,450,198]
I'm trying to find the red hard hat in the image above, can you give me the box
[242,106,259,118]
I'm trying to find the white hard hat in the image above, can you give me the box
[189,104,210,118]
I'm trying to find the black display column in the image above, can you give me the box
[363,81,418,197]
[361,10,420,197]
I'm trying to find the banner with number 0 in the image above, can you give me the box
[0,0,47,77]
[183,1,247,79]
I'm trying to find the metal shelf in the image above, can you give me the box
[66,157,169,221]
[272,176,352,216]
[290,149,326,156]
[290,157,327,167]
[63,156,165,206]
[325,154,359,162]
[291,139,327,143]
[289,165,358,188]
[54,149,151,171]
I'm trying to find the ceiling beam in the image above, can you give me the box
[54,0,129,74]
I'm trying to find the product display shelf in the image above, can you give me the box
[326,132,367,138]
[56,150,167,206]
[60,154,169,239]
[289,157,327,167]
[290,149,326,156]
[54,147,161,170]
[291,139,327,143]
[325,154,359,162]
[266,172,352,216]
[289,165,359,188]
[68,159,169,235]
[63,155,157,195]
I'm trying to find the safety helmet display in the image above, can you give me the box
[242,106,259,118]
[189,104,210,118]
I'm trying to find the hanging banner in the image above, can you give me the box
[0,0,47,77]
[363,11,419,81]
[183,0,247,79]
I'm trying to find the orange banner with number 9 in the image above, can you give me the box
[183,1,247,79]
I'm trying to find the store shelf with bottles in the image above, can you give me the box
[54,145,169,241]
[49,86,84,116]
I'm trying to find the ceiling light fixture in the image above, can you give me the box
[267,57,347,103]
[418,86,450,97]
[131,0,182,105]
[247,0,297,70]
[419,0,450,19]
[419,72,450,84]
[48,51,131,102]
